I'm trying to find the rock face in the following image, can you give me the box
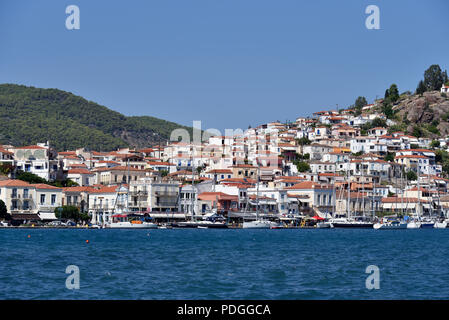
[394,91,449,136]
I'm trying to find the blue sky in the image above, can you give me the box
[0,0,448,132]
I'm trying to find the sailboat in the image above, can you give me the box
[374,169,407,230]
[242,165,275,229]
[330,164,373,228]
[407,166,422,229]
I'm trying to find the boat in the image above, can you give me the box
[242,165,276,229]
[330,167,373,229]
[316,221,333,228]
[107,214,158,229]
[373,218,407,230]
[406,220,421,229]
[420,218,435,229]
[174,220,228,229]
[330,217,374,228]
[434,220,448,229]
[243,220,276,229]
[313,215,333,228]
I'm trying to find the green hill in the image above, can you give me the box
[0,84,192,151]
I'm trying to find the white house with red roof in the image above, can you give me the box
[0,179,62,221]
[442,83,449,94]
[13,143,59,181]
[67,168,96,186]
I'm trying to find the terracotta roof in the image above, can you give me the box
[0,179,31,187]
[68,168,92,175]
[15,145,46,150]
[198,192,238,201]
[32,183,62,190]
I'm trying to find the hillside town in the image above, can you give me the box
[1,84,449,229]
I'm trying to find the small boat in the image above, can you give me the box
[373,219,407,230]
[407,220,421,229]
[107,214,158,229]
[242,219,275,229]
[313,215,333,228]
[434,221,448,229]
[434,219,449,228]
[316,221,333,228]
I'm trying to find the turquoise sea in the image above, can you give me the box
[1,228,449,300]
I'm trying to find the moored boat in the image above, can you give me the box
[373,219,407,230]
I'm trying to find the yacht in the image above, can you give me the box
[243,220,276,229]
[330,168,373,229]
[330,217,373,228]
[242,165,275,229]
[107,214,158,229]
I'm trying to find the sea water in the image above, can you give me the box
[1,228,449,299]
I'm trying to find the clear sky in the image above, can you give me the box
[0,0,448,133]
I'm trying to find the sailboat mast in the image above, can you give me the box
[417,162,420,218]
[191,145,195,222]
[256,165,260,220]
[347,164,350,219]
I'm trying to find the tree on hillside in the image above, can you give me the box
[423,64,449,91]
[295,161,310,173]
[416,80,426,96]
[296,137,311,146]
[354,96,368,115]
[385,84,399,104]
[381,103,395,119]
[430,140,440,149]
[406,170,417,181]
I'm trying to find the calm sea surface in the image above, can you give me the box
[1,228,449,299]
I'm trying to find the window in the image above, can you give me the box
[51,194,56,205]
[40,194,46,204]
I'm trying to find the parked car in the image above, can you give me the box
[48,220,63,226]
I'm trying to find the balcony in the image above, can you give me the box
[154,191,178,197]
[130,191,148,196]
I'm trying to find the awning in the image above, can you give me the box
[112,214,128,218]
[11,213,40,220]
[149,213,186,219]
[38,212,57,220]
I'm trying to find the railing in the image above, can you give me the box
[39,205,59,211]
[130,191,148,196]
[155,191,178,197]
[155,201,178,207]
